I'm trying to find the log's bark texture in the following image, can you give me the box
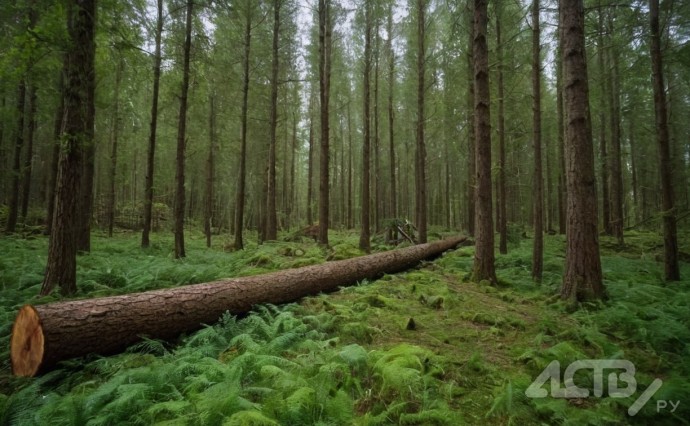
[12,236,466,377]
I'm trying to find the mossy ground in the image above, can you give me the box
[0,228,688,425]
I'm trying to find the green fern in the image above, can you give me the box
[224,410,279,426]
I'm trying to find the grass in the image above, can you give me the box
[0,228,689,425]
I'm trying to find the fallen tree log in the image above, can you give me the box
[11,236,466,377]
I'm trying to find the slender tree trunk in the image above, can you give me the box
[266,0,281,241]
[387,5,397,221]
[41,0,96,296]
[288,111,297,231]
[107,59,122,238]
[466,0,475,237]
[318,0,331,245]
[46,74,64,235]
[607,14,624,246]
[6,81,26,234]
[142,0,163,248]
[204,93,216,248]
[531,0,543,282]
[557,28,567,235]
[339,110,346,227]
[173,0,193,259]
[445,143,451,229]
[307,96,314,225]
[75,2,97,253]
[545,124,553,232]
[629,116,639,220]
[373,28,381,233]
[496,11,507,255]
[597,9,611,236]
[347,101,353,228]
[20,84,37,222]
[234,1,252,250]
[560,0,605,302]
[415,0,427,244]
[0,95,5,205]
[472,0,496,284]
[649,0,680,281]
[359,1,372,252]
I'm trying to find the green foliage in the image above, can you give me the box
[1,231,689,425]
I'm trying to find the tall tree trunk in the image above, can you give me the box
[173,0,193,259]
[41,0,96,296]
[373,27,381,233]
[266,0,280,241]
[559,0,605,302]
[75,0,97,253]
[531,0,543,282]
[557,26,567,235]
[318,0,331,245]
[545,123,553,232]
[288,111,297,231]
[415,0,428,244]
[359,1,372,252]
[20,84,37,222]
[0,95,5,205]
[204,93,216,248]
[387,5,396,221]
[649,0,680,281]
[347,101,353,228]
[597,9,611,236]
[339,108,346,227]
[472,0,496,284]
[307,95,314,225]
[465,0,475,237]
[46,73,64,235]
[107,58,123,238]
[142,0,163,248]
[6,81,26,234]
[496,10,507,255]
[15,2,39,228]
[607,14,624,246]
[629,116,639,221]
[233,1,252,250]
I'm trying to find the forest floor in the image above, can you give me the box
[0,228,689,425]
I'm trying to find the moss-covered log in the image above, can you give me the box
[11,236,466,377]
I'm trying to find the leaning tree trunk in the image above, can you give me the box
[12,236,467,377]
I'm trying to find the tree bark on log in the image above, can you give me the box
[11,236,466,377]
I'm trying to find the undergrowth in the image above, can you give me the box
[0,229,688,425]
